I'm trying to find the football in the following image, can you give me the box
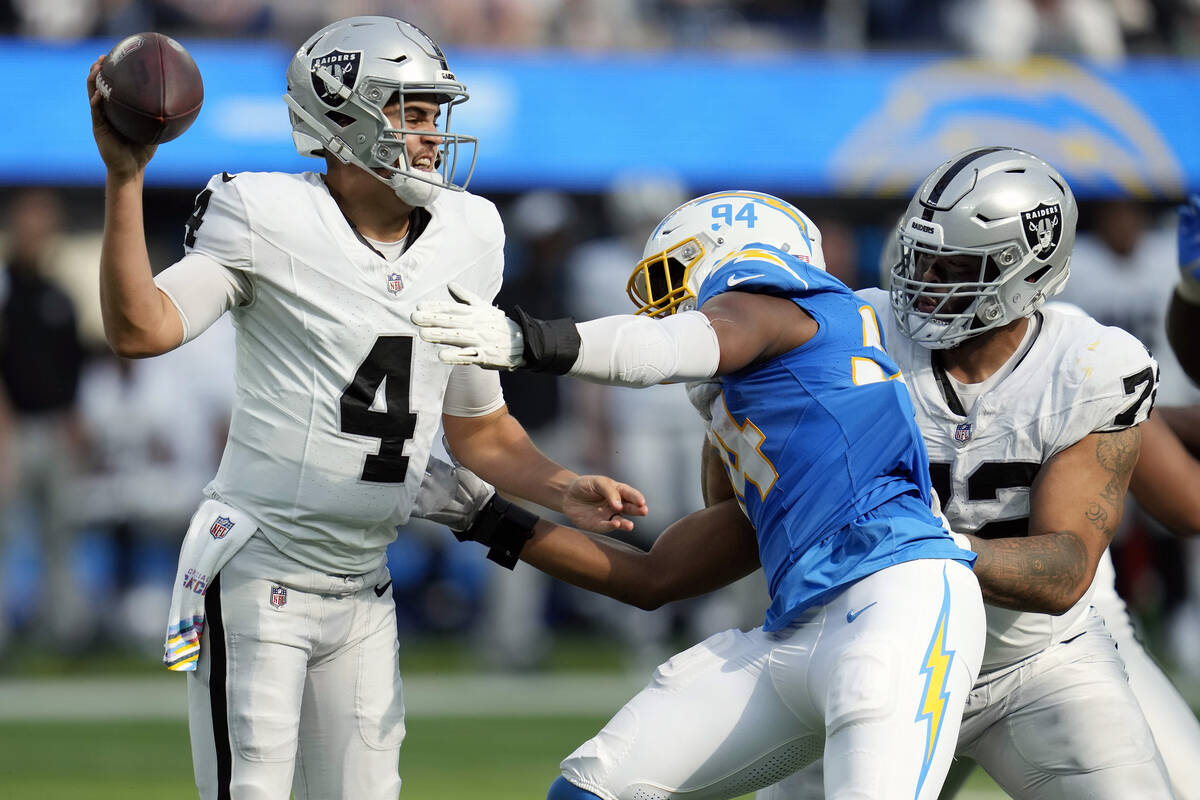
[97,32,204,146]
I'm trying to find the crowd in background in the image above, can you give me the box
[4,0,1200,61]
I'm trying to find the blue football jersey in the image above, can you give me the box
[696,243,973,630]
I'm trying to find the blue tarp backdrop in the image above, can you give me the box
[8,37,1200,197]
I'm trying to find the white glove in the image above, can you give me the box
[686,379,722,422]
[411,456,496,533]
[410,282,526,369]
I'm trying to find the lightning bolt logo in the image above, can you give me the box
[914,567,955,799]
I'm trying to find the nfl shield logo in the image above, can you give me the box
[954,423,972,442]
[387,272,404,295]
[270,585,288,609]
[209,515,233,540]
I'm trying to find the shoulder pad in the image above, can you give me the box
[698,244,833,306]
[1044,310,1158,432]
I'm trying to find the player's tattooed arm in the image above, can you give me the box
[965,427,1141,614]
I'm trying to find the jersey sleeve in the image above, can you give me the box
[442,365,505,417]
[696,243,830,308]
[451,193,506,303]
[1053,325,1159,448]
[183,173,254,274]
[155,252,251,344]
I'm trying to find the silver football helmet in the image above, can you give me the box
[283,16,477,207]
[891,147,1077,349]
[627,190,825,317]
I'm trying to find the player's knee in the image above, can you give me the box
[547,775,605,800]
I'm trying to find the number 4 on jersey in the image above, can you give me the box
[341,336,418,483]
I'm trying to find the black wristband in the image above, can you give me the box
[513,306,580,374]
[456,495,539,569]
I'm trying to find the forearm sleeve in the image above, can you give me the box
[567,310,720,388]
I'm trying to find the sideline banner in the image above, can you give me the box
[9,38,1198,197]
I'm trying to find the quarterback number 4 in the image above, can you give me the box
[340,336,419,483]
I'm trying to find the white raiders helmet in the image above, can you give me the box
[627,190,825,316]
[283,16,477,207]
[890,147,1077,349]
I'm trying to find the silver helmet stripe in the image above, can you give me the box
[921,146,1013,221]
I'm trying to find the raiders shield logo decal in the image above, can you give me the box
[1021,203,1062,261]
[311,49,362,108]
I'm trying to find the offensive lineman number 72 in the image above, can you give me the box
[340,336,418,483]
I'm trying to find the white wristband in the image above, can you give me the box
[951,532,974,553]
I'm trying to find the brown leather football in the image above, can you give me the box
[97,32,204,146]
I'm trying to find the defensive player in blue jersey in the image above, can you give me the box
[412,191,986,800]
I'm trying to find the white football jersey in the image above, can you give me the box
[860,288,1158,669]
[180,171,504,574]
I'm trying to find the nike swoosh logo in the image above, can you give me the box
[374,580,393,598]
[846,601,877,624]
[727,273,765,287]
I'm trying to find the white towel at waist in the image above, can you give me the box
[163,498,259,671]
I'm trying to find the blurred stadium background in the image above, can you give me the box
[1,1,1200,797]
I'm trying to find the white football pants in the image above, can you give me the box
[1092,550,1200,800]
[558,558,984,800]
[756,582,1176,799]
[187,532,403,800]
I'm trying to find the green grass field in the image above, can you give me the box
[0,637,1071,799]
[0,715,1014,800]
[0,717,601,800]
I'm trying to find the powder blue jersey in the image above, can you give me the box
[696,244,973,630]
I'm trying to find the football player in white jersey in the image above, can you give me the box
[1169,194,1200,386]
[86,16,645,800]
